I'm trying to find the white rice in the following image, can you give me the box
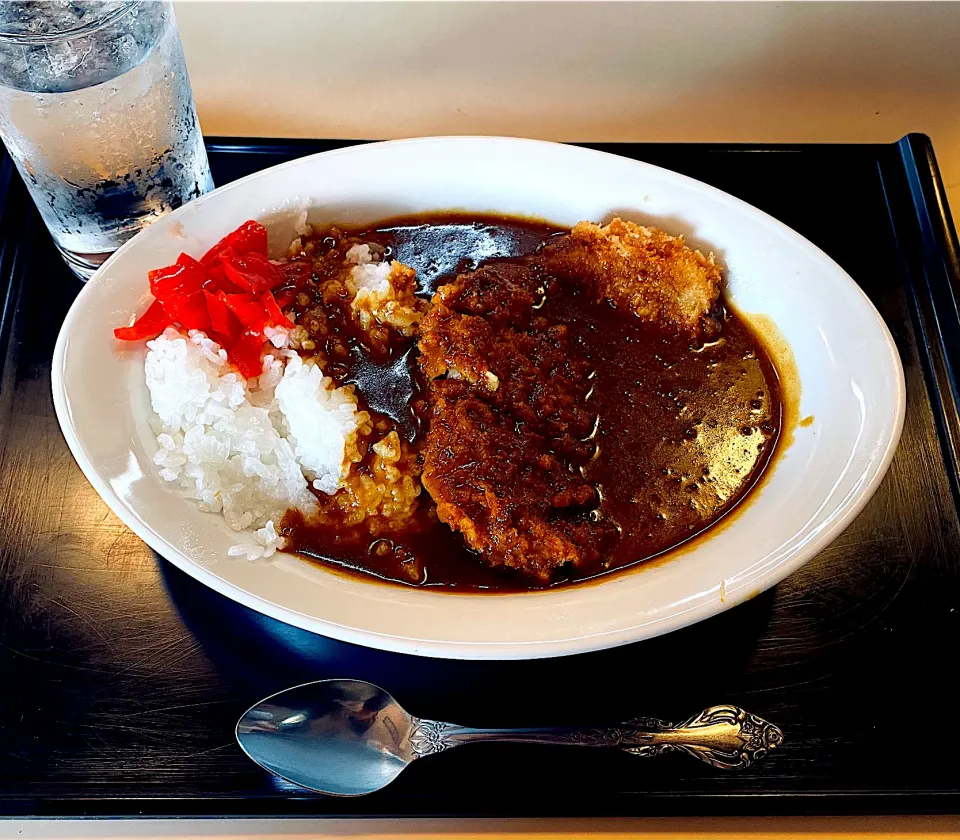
[274,354,361,495]
[344,243,422,337]
[345,243,373,265]
[144,327,362,560]
[351,260,393,295]
[346,243,392,308]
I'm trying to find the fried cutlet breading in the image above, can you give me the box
[537,218,722,335]
[417,220,724,582]
[418,263,615,581]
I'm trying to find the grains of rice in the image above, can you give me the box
[144,327,362,559]
[345,243,373,265]
[274,353,363,495]
[345,245,424,337]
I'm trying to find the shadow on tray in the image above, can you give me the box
[159,558,774,728]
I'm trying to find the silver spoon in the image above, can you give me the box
[236,679,783,796]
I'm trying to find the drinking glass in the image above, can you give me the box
[0,1,214,279]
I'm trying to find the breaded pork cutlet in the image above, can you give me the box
[418,219,725,582]
[537,218,722,336]
[418,263,613,582]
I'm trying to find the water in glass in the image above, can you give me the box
[0,1,214,279]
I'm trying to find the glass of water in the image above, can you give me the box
[0,1,214,279]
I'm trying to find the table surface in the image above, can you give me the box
[3,136,960,838]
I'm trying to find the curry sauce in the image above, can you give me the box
[280,215,782,591]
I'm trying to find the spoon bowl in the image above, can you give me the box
[237,680,416,797]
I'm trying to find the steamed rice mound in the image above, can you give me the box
[145,328,364,559]
[274,353,370,494]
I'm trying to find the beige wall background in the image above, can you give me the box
[175,0,960,213]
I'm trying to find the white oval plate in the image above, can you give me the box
[52,137,905,660]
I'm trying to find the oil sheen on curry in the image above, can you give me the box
[278,213,782,591]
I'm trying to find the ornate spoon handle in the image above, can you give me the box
[408,704,782,769]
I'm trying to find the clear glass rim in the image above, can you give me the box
[0,0,144,45]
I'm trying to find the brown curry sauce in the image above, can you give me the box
[280,214,782,592]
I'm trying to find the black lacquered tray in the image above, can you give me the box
[1,135,959,818]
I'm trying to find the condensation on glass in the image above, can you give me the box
[0,1,213,279]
